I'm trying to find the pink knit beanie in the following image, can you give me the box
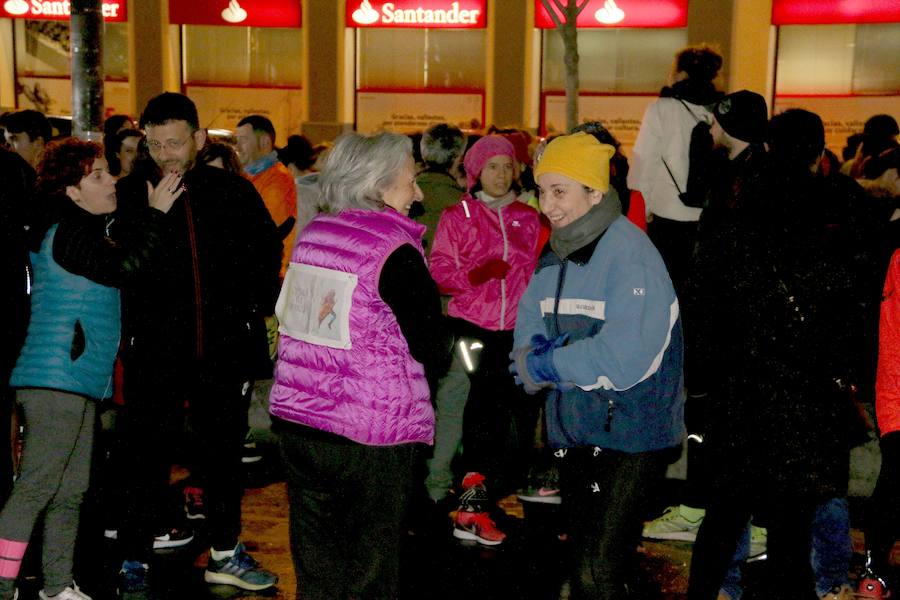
[463,135,517,192]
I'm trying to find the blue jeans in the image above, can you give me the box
[721,497,851,599]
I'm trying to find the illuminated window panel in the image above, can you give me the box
[183,25,303,86]
[776,23,900,95]
[541,28,688,94]
[357,28,486,90]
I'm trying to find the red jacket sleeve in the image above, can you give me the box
[876,249,900,436]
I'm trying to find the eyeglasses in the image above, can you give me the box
[146,135,192,153]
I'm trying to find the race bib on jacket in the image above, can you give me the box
[275,263,358,349]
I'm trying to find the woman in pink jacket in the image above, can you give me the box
[430,135,541,546]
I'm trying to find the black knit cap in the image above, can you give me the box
[713,90,768,144]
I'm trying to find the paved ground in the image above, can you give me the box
[10,439,897,600]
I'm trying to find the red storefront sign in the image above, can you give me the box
[535,0,688,28]
[772,0,900,25]
[0,0,126,21]
[346,0,486,28]
[169,0,301,28]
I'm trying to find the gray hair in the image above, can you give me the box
[317,132,413,213]
[420,123,466,170]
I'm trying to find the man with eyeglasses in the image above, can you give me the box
[113,92,282,597]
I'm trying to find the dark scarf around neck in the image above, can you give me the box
[549,190,622,260]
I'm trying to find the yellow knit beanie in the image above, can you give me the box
[533,132,615,192]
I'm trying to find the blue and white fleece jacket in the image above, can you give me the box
[514,216,685,453]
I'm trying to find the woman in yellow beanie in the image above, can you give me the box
[511,132,685,598]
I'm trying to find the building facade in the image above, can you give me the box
[0,0,898,155]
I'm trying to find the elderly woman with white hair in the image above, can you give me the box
[268,131,452,600]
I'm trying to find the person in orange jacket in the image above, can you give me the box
[236,115,298,278]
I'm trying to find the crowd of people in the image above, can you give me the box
[1,41,899,600]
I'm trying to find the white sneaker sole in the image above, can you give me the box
[453,527,504,546]
[103,530,194,549]
[517,493,562,505]
[203,570,276,591]
[642,530,698,542]
[184,506,206,520]
[152,534,194,549]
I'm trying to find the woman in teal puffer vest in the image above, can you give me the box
[0,139,178,600]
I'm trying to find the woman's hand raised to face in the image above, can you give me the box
[146,171,185,214]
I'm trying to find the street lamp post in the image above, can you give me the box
[70,0,104,141]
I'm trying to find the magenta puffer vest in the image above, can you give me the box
[269,208,434,446]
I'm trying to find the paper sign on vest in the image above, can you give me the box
[275,263,358,350]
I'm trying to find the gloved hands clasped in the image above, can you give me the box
[509,334,571,394]
[467,258,511,286]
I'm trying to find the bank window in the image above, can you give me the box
[14,19,129,79]
[776,24,900,95]
[542,29,687,93]
[182,25,303,87]
[357,29,486,89]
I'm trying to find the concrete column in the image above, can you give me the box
[522,1,541,133]
[0,21,14,109]
[71,0,104,140]
[487,0,528,128]
[127,0,168,116]
[302,0,351,143]
[729,0,776,104]
[687,0,734,88]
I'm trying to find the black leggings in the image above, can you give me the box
[687,487,817,600]
[277,420,416,600]
[456,320,539,498]
[559,445,673,600]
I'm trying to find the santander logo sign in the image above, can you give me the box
[595,0,624,25]
[2,0,125,21]
[348,0,486,28]
[535,0,687,28]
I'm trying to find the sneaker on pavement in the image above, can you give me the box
[39,583,92,600]
[204,542,278,591]
[151,527,194,549]
[104,527,194,550]
[517,486,562,505]
[858,574,891,600]
[184,486,206,520]
[453,511,506,546]
[642,505,705,541]
[517,465,562,505]
[748,524,767,560]
[242,432,262,464]
[118,560,150,596]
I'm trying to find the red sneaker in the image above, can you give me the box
[184,486,206,520]
[453,511,506,546]
[858,574,891,600]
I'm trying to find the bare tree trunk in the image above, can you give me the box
[541,0,589,132]
[561,21,579,131]
[71,0,104,141]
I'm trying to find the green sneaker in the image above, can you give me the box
[204,543,277,591]
[748,524,767,560]
[642,504,705,541]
